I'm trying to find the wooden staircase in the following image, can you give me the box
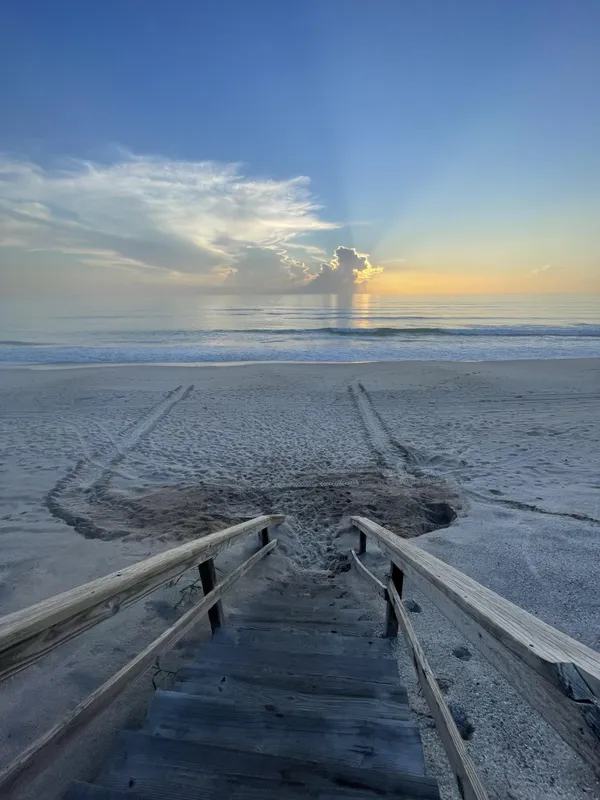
[63,576,440,799]
[4,514,598,798]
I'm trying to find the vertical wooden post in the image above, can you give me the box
[198,558,224,633]
[259,527,270,548]
[358,531,367,555]
[385,562,404,637]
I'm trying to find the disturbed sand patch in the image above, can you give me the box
[45,468,460,569]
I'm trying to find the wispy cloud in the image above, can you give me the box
[0,152,339,290]
[531,264,554,276]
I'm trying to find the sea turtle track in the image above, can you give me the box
[45,384,194,539]
[348,382,423,475]
[43,381,459,561]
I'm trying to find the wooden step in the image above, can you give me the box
[227,614,378,637]
[172,682,410,721]
[182,644,400,684]
[97,731,440,800]
[238,592,358,610]
[210,626,393,659]
[254,582,351,599]
[63,577,438,800]
[175,666,407,702]
[232,603,371,623]
[63,783,146,799]
[143,691,426,775]
[227,619,379,638]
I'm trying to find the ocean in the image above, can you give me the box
[0,294,598,366]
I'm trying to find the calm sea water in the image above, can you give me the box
[0,294,598,365]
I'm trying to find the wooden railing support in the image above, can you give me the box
[385,563,404,638]
[198,558,224,632]
[259,527,270,548]
[358,530,367,555]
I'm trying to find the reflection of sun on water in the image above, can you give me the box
[352,294,372,329]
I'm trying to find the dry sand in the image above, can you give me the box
[0,359,599,799]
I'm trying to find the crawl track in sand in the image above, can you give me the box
[45,381,460,569]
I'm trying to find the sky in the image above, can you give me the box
[1,0,599,302]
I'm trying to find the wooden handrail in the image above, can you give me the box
[351,515,600,775]
[0,539,278,797]
[0,514,283,683]
[387,581,489,800]
[350,549,386,597]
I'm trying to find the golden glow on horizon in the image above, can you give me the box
[368,267,600,295]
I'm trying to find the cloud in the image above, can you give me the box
[0,152,338,291]
[302,246,384,293]
[222,245,312,291]
[531,264,554,276]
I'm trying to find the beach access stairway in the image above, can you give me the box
[0,514,599,800]
[64,577,440,799]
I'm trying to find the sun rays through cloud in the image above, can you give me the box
[0,153,392,294]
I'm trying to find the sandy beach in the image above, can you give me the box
[0,358,599,799]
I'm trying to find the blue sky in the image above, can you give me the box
[1,0,599,297]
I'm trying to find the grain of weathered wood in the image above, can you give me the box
[0,514,283,683]
[350,549,386,597]
[173,678,410,720]
[211,625,393,659]
[388,581,489,800]
[352,515,600,772]
[236,597,358,613]
[63,783,141,800]
[176,666,408,702]
[0,539,277,798]
[230,602,373,635]
[97,731,441,800]
[144,690,426,774]
[180,642,401,683]
[226,617,377,639]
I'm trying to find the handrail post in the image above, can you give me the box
[385,562,403,638]
[358,530,367,555]
[198,558,224,633]
[259,527,270,548]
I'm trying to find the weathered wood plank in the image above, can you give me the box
[144,690,426,775]
[180,643,401,683]
[176,666,408,702]
[388,581,489,800]
[230,603,370,632]
[350,549,386,597]
[0,539,277,798]
[99,731,441,800]
[0,514,283,683]
[63,783,140,800]
[211,625,394,658]
[173,678,410,720]
[352,515,600,772]
[226,617,377,637]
